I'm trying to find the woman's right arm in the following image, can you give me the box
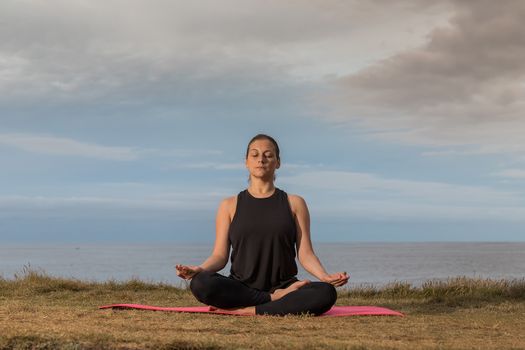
[176,197,233,279]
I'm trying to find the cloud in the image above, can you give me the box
[166,162,245,170]
[162,161,315,170]
[0,0,451,106]
[0,133,222,160]
[0,133,138,160]
[279,170,525,221]
[281,170,520,204]
[320,0,525,158]
[2,169,524,222]
[492,169,525,179]
[0,2,288,112]
[0,192,220,218]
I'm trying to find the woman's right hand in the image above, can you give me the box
[175,264,204,280]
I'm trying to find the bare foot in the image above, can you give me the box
[270,280,311,301]
[208,305,256,315]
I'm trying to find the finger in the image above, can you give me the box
[331,275,346,282]
[330,277,348,285]
[330,272,346,281]
[338,277,348,284]
[331,276,347,283]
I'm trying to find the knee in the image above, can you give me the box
[312,282,338,314]
[319,282,337,304]
[189,270,216,304]
[327,283,338,304]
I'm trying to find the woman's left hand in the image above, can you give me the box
[321,272,349,287]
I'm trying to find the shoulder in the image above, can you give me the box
[218,194,239,222]
[285,193,308,215]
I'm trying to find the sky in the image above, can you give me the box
[1,0,524,243]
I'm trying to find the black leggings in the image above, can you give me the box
[189,270,337,316]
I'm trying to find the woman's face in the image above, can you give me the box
[245,139,280,181]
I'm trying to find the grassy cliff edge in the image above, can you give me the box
[1,267,524,349]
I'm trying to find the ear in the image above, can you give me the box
[276,159,281,169]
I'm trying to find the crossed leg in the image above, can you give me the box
[189,271,337,316]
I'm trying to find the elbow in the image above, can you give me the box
[217,255,229,269]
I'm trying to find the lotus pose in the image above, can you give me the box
[176,134,349,316]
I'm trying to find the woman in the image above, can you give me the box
[176,134,349,316]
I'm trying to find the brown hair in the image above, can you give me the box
[245,134,280,161]
[245,134,280,183]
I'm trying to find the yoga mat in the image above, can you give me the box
[99,304,404,317]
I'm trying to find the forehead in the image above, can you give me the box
[249,139,275,152]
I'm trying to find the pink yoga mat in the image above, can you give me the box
[99,304,404,317]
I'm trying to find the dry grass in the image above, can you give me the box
[1,267,524,349]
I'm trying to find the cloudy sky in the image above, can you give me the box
[1,0,524,243]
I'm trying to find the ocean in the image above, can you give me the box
[1,242,524,289]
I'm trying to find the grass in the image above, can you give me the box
[1,266,524,349]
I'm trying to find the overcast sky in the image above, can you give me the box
[1,0,524,243]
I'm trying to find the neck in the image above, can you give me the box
[248,178,275,196]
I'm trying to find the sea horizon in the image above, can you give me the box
[2,241,524,289]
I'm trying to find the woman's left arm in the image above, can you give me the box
[291,195,349,287]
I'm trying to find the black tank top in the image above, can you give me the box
[228,187,299,293]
